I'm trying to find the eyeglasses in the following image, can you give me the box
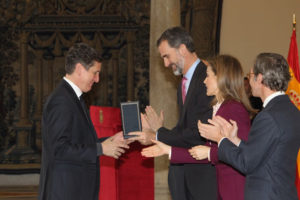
[247,72,255,79]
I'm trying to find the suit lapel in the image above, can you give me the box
[178,62,204,124]
[177,62,202,123]
[61,80,97,140]
[184,67,199,106]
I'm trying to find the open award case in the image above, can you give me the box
[120,101,142,139]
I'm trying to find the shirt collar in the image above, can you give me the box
[184,58,200,80]
[63,77,83,99]
[263,91,285,107]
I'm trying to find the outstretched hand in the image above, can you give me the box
[141,140,171,157]
[102,131,129,159]
[128,129,156,145]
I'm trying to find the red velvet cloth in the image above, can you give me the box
[90,106,154,200]
[117,142,154,200]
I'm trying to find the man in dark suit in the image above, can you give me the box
[244,76,263,111]
[199,53,300,200]
[131,27,217,200]
[38,43,129,200]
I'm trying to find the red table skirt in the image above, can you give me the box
[90,106,154,200]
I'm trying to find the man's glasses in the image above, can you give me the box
[247,72,255,79]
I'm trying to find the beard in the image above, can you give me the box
[169,53,184,76]
[172,65,183,76]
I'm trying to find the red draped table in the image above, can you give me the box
[90,106,154,200]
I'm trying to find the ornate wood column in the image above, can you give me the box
[7,31,41,164]
[47,58,54,95]
[15,32,33,152]
[112,50,119,107]
[18,32,31,127]
[34,50,44,117]
[126,31,135,101]
[150,0,181,199]
[34,50,44,151]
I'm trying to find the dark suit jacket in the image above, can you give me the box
[157,61,217,200]
[171,100,251,200]
[219,95,300,200]
[38,80,106,200]
[158,61,213,148]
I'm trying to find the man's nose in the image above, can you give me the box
[94,74,99,83]
[164,58,169,67]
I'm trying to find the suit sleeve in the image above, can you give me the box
[157,82,212,148]
[218,111,280,174]
[210,102,250,164]
[96,137,109,156]
[170,146,209,164]
[45,98,98,163]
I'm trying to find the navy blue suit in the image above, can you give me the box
[38,80,106,200]
[158,61,217,200]
[219,95,300,200]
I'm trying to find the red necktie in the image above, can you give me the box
[182,77,187,104]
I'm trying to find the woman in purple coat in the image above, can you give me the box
[142,55,256,200]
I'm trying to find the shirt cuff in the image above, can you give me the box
[218,137,226,147]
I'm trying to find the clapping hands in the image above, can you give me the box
[198,116,240,146]
[128,106,164,146]
[144,106,164,132]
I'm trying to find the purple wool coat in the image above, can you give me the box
[171,100,251,200]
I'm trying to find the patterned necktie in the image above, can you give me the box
[182,77,187,104]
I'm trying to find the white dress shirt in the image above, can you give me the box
[63,77,82,99]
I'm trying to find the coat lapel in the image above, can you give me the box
[61,80,97,140]
[178,62,204,124]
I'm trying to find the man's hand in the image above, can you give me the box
[144,106,164,132]
[128,129,156,145]
[189,145,210,160]
[212,116,240,146]
[110,131,134,145]
[198,120,223,143]
[141,140,171,157]
[141,113,151,130]
[102,131,129,159]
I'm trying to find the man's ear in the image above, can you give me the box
[74,63,84,75]
[256,73,263,84]
[178,44,187,56]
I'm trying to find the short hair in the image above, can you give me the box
[65,43,102,74]
[253,53,291,91]
[156,26,195,53]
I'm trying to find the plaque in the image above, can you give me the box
[120,101,141,139]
